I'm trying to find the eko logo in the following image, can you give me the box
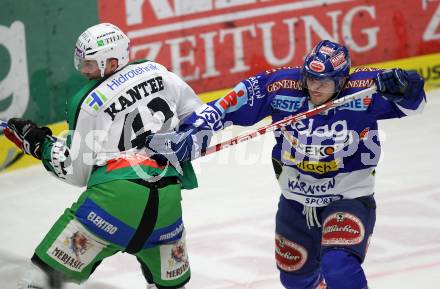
[282,132,354,160]
[0,21,29,119]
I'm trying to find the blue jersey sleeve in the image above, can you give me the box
[178,71,276,134]
[208,72,274,127]
[346,69,426,121]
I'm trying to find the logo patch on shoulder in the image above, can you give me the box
[322,212,365,246]
[215,82,248,113]
[85,90,108,111]
[275,234,307,272]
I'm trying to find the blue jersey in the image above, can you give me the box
[201,67,426,207]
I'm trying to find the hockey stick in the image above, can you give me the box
[0,119,8,129]
[201,86,377,157]
[0,119,26,172]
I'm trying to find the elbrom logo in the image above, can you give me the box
[0,21,29,119]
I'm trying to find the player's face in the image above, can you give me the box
[306,77,336,106]
[79,60,101,80]
[76,59,117,80]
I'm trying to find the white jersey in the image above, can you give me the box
[44,61,202,187]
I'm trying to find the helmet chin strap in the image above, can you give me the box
[335,77,349,96]
[99,58,121,78]
[98,59,106,78]
[328,77,349,102]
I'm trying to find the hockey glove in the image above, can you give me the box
[374,68,408,101]
[145,104,223,163]
[3,118,52,160]
[145,126,213,165]
[145,129,191,165]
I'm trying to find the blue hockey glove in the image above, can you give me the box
[145,127,212,164]
[374,68,408,101]
[4,118,52,159]
[145,129,190,164]
[374,68,423,102]
[145,104,223,163]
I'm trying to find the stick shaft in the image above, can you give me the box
[202,86,376,157]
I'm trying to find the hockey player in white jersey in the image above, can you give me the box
[3,23,201,289]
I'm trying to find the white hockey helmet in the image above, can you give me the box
[74,23,130,77]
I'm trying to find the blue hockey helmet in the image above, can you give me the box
[302,40,351,95]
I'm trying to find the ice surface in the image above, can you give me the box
[1,90,439,288]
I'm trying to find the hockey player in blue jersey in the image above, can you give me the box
[145,40,426,289]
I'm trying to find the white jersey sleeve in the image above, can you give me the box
[168,71,203,121]
[44,109,96,187]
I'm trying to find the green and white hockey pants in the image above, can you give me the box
[31,177,190,288]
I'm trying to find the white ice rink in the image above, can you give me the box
[1,90,439,289]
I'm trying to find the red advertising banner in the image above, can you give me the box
[98,0,440,93]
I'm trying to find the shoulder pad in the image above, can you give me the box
[81,87,109,115]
